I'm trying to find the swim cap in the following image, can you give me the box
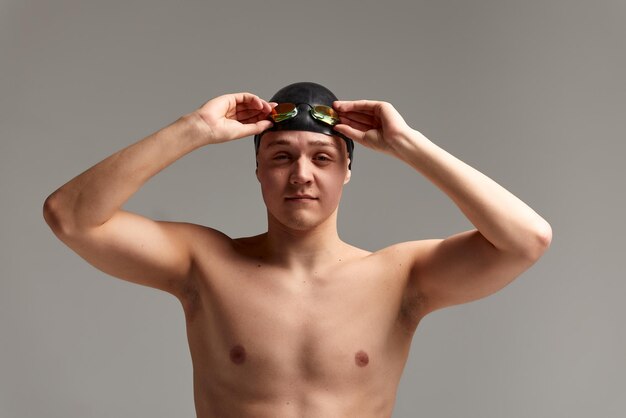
[254,81,354,169]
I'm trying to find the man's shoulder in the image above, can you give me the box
[369,239,441,265]
[314,239,439,268]
[166,221,235,252]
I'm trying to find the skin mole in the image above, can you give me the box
[230,344,246,364]
[355,350,369,367]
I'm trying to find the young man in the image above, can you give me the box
[43,82,552,417]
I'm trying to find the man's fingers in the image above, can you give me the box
[237,119,274,137]
[235,101,266,112]
[334,124,366,143]
[239,112,271,124]
[233,92,260,104]
[339,115,375,132]
[232,92,267,110]
[244,98,273,111]
[236,108,269,121]
[234,100,274,123]
[333,100,378,115]
[225,94,270,119]
[340,111,377,126]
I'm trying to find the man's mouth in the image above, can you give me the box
[286,195,318,201]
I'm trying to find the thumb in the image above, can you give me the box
[334,124,365,143]
[238,119,274,138]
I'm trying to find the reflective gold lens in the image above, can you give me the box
[270,103,297,122]
[312,105,340,125]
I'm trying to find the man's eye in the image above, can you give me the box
[316,155,331,161]
[274,154,289,160]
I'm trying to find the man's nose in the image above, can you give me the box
[289,156,313,184]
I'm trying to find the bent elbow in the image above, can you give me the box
[43,193,73,236]
[539,221,553,248]
[525,221,553,260]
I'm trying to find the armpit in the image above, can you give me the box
[398,288,428,333]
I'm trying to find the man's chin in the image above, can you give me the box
[274,213,324,231]
[283,219,320,231]
[267,206,336,232]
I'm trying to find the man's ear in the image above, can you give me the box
[344,164,351,185]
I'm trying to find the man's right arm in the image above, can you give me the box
[43,112,213,297]
[43,93,274,298]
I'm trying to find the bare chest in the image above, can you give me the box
[179,247,420,398]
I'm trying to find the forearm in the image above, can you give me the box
[395,129,552,258]
[44,112,208,232]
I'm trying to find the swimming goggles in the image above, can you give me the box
[269,103,340,126]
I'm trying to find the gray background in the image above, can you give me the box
[1,0,624,417]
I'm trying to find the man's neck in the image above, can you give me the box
[260,213,346,273]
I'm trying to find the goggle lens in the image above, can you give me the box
[271,103,298,122]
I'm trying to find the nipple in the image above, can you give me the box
[230,344,246,364]
[354,350,369,367]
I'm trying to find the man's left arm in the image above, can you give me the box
[333,100,552,315]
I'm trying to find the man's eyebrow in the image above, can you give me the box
[265,139,339,149]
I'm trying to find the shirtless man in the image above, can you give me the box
[43,81,552,417]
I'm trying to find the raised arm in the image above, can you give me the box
[332,99,552,318]
[43,93,275,298]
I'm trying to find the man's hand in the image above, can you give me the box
[332,100,414,159]
[193,92,277,145]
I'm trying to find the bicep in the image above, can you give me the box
[56,210,195,296]
[409,229,540,315]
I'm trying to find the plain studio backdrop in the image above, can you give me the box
[1,1,624,417]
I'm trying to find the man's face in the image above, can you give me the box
[255,130,352,231]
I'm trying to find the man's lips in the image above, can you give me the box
[285,195,318,201]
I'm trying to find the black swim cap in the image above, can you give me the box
[254,81,354,169]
